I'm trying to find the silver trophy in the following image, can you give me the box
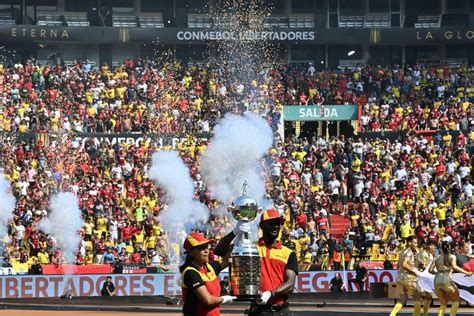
[228,182,262,300]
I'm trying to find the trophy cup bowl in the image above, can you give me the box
[228,192,262,300]
[228,195,260,222]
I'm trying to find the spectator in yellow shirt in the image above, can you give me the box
[351,156,361,173]
[435,204,446,228]
[400,219,411,240]
[37,248,50,264]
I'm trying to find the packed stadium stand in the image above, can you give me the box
[0,0,472,276]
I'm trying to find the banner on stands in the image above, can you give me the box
[41,264,112,275]
[114,263,148,274]
[4,132,207,149]
[358,130,462,142]
[71,134,209,149]
[12,263,28,275]
[0,268,16,275]
[418,271,474,304]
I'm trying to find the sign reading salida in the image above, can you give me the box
[283,105,359,121]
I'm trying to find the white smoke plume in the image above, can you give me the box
[43,192,84,264]
[0,173,15,252]
[36,218,51,235]
[149,150,209,232]
[201,112,273,206]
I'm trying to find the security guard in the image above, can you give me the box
[180,232,236,316]
[215,209,298,315]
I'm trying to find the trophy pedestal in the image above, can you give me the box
[230,242,261,300]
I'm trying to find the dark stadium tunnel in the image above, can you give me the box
[285,121,355,140]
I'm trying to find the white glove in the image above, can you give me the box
[233,221,251,236]
[220,295,237,304]
[259,291,272,304]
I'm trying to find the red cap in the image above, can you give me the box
[260,209,285,223]
[183,232,215,252]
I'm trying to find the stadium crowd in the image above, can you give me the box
[0,57,472,274]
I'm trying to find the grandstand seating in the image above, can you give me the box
[263,16,288,28]
[364,15,390,28]
[63,60,96,67]
[186,14,315,29]
[139,15,165,28]
[338,16,364,28]
[112,14,138,27]
[339,15,391,28]
[64,13,90,27]
[414,15,441,28]
[37,13,64,26]
[289,15,314,28]
[187,14,212,28]
[0,13,15,25]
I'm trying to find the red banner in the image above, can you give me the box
[41,264,113,275]
[359,262,398,270]
[463,258,474,272]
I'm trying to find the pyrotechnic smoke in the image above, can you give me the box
[149,151,209,258]
[201,112,273,206]
[36,218,51,235]
[41,192,84,264]
[0,173,15,254]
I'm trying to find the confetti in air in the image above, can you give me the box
[0,46,17,65]
[146,0,281,239]
[208,0,281,111]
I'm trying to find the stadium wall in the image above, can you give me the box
[3,25,474,65]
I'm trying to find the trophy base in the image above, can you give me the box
[234,294,261,301]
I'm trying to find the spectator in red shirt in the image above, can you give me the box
[296,210,308,230]
[131,247,143,264]
[317,212,329,237]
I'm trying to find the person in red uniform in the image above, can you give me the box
[215,209,298,315]
[180,232,236,316]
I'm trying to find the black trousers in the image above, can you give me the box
[248,308,290,316]
[349,278,364,292]
[247,302,290,316]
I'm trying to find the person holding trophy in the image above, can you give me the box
[180,232,237,316]
[215,206,298,316]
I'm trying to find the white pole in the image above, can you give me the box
[343,254,349,292]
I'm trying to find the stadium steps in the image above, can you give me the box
[330,214,350,240]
